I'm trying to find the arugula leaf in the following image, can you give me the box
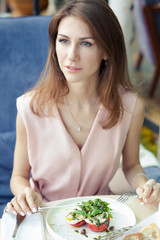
[91,209,102,216]
[73,209,87,217]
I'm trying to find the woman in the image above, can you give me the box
[7,0,160,216]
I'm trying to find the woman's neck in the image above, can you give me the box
[66,82,98,108]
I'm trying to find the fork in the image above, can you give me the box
[116,192,137,204]
[12,213,26,239]
[112,192,137,209]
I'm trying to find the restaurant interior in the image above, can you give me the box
[0,0,160,239]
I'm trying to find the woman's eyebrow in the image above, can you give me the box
[80,37,94,40]
[57,34,69,38]
[57,34,94,40]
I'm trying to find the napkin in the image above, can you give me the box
[1,211,45,240]
[117,203,160,240]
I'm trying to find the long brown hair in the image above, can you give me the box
[30,0,135,128]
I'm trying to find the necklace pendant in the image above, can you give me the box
[77,126,81,132]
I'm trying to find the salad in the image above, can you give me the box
[66,198,113,232]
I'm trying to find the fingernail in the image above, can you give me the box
[140,202,144,205]
[27,211,32,216]
[13,211,17,215]
[144,198,147,203]
[32,208,37,213]
[20,211,25,216]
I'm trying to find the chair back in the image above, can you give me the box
[0,15,52,216]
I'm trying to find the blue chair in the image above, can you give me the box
[133,0,160,97]
[0,15,52,217]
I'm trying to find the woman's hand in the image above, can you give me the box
[136,179,160,204]
[7,187,42,216]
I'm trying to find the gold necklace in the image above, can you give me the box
[64,96,99,132]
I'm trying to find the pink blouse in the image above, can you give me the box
[17,90,137,202]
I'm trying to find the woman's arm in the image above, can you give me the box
[10,113,31,193]
[7,113,42,215]
[122,96,160,203]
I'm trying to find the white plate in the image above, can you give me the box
[46,196,136,240]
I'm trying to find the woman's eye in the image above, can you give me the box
[81,41,92,47]
[58,39,68,44]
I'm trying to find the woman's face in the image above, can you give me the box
[56,16,107,86]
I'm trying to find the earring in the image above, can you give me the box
[103,59,107,66]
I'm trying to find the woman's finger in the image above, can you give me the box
[136,185,144,199]
[136,186,148,204]
[143,179,156,201]
[11,193,33,216]
[146,183,160,203]
[6,202,17,215]
[16,193,33,216]
[10,197,25,216]
[25,187,40,213]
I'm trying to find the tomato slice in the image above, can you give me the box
[87,217,110,232]
[87,223,107,232]
[71,220,86,227]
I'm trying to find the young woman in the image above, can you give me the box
[7,0,160,216]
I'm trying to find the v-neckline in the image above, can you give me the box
[56,104,103,153]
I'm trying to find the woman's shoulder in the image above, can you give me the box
[17,90,58,117]
[119,86,137,99]
[121,88,144,107]
[17,91,34,102]
[16,91,34,113]
[120,88,145,116]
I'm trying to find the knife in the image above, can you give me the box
[38,204,77,211]
[12,214,25,239]
[94,225,134,240]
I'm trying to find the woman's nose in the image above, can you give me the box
[67,45,79,61]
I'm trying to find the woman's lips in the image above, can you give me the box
[65,65,82,72]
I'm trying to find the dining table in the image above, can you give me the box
[0,195,159,240]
